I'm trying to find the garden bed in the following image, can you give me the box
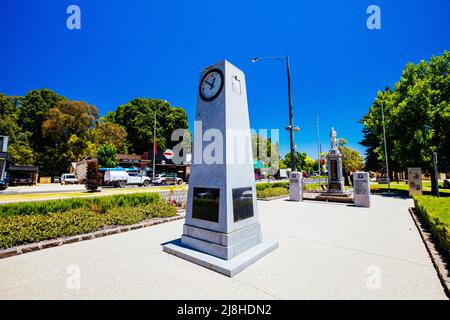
[413,196,450,263]
[256,182,289,199]
[0,193,178,249]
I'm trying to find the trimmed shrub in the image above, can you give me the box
[256,182,289,191]
[0,192,163,217]
[414,196,450,262]
[257,187,289,199]
[0,200,177,249]
[85,160,101,192]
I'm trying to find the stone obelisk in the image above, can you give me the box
[163,60,278,277]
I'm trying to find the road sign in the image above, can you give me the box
[163,149,174,160]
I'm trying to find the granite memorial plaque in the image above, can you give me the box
[353,172,370,207]
[408,167,422,196]
[289,172,303,201]
[163,60,278,277]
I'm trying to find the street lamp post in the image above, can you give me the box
[316,113,321,176]
[152,100,167,180]
[251,56,299,171]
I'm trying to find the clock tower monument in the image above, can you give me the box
[163,60,278,277]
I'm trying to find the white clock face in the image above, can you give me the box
[200,70,223,101]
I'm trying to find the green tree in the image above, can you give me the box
[97,143,118,168]
[360,51,450,194]
[91,120,128,154]
[337,139,364,185]
[282,151,314,173]
[251,133,280,171]
[0,93,35,165]
[41,100,99,174]
[18,89,65,149]
[7,132,35,165]
[110,98,188,154]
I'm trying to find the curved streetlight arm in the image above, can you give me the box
[251,56,287,63]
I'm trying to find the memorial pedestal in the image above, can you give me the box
[289,172,303,201]
[353,172,370,207]
[326,127,345,194]
[163,60,278,277]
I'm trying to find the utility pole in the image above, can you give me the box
[286,56,296,171]
[152,100,167,179]
[432,152,439,196]
[251,56,299,172]
[316,113,321,176]
[381,103,390,192]
[152,111,157,180]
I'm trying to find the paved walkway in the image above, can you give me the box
[0,195,446,299]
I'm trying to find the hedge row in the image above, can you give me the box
[256,182,289,198]
[257,187,289,199]
[256,182,289,191]
[0,192,163,217]
[414,196,450,262]
[0,194,177,249]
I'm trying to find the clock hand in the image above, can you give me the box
[205,79,214,89]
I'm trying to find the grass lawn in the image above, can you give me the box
[414,196,450,261]
[370,181,450,197]
[0,185,187,203]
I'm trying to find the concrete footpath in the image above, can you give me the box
[0,195,446,299]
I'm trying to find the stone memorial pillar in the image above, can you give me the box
[326,127,345,193]
[163,60,278,277]
[353,172,370,207]
[289,172,303,201]
[408,167,422,196]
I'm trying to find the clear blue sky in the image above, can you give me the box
[1,0,449,159]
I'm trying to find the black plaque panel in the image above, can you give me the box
[192,187,220,222]
[329,182,341,190]
[330,160,338,180]
[232,187,254,222]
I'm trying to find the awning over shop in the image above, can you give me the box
[8,165,39,172]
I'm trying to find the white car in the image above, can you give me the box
[127,172,151,187]
[60,173,79,185]
[152,174,183,185]
[152,174,167,185]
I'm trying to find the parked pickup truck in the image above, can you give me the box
[103,169,151,187]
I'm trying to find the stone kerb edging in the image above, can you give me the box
[0,211,186,260]
[257,195,289,201]
[408,207,450,298]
